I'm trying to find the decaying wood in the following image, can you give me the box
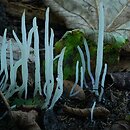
[63,104,110,118]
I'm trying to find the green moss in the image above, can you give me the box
[54,29,128,80]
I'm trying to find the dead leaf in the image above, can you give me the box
[44,0,130,46]
[11,110,41,130]
[63,80,85,101]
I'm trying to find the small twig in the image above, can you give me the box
[63,104,110,118]
[0,91,12,119]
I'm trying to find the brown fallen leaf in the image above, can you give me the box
[63,104,110,118]
[63,80,85,101]
[44,0,130,45]
[11,110,41,130]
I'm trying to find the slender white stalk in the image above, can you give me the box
[22,10,26,45]
[5,40,17,99]
[91,101,96,122]
[20,12,30,98]
[53,54,60,61]
[8,41,16,93]
[45,8,49,82]
[49,47,66,109]
[70,65,84,97]
[47,28,55,104]
[43,8,55,108]
[77,46,88,88]
[33,17,42,96]
[12,30,22,49]
[12,12,33,99]
[43,8,66,109]
[99,63,107,102]
[77,46,86,74]
[80,66,83,89]
[94,0,104,96]
[84,38,95,86]
[70,61,79,96]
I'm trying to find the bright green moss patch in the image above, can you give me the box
[54,29,128,80]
